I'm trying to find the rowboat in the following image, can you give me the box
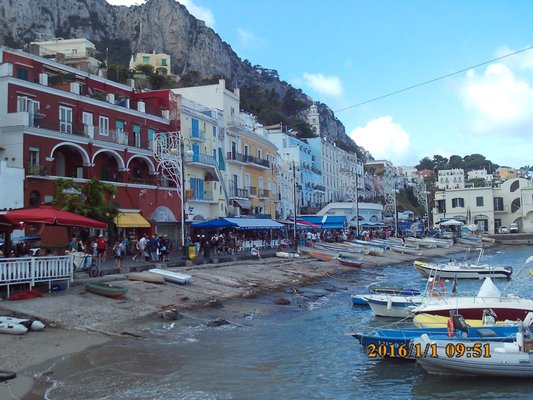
[405,237,437,248]
[127,271,166,283]
[276,251,300,259]
[85,282,128,298]
[337,254,364,267]
[389,244,423,256]
[298,246,337,261]
[316,243,369,255]
[149,268,192,285]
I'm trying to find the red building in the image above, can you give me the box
[0,46,184,244]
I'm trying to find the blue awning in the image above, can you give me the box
[191,218,237,229]
[297,215,346,230]
[224,218,284,230]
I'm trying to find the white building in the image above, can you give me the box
[437,168,465,190]
[467,168,493,185]
[433,177,533,234]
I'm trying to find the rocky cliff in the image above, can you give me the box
[0,0,366,158]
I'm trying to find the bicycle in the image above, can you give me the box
[73,253,100,278]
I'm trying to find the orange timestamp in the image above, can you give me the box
[366,342,492,358]
[367,343,438,358]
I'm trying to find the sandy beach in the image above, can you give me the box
[0,245,467,399]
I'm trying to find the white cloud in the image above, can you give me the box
[236,28,265,49]
[179,0,215,27]
[460,50,533,136]
[302,73,343,98]
[350,116,411,163]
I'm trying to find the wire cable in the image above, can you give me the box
[335,45,533,113]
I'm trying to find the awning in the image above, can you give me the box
[115,212,151,228]
[224,218,284,230]
[297,215,346,230]
[233,199,251,210]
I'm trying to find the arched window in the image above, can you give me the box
[29,190,41,207]
[511,198,521,213]
[510,180,520,192]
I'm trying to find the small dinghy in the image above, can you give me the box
[0,316,45,332]
[149,268,192,285]
[276,251,300,259]
[127,271,165,284]
[86,282,128,299]
[0,320,28,335]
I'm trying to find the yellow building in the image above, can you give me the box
[130,51,171,75]
[497,167,518,181]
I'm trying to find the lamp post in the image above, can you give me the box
[424,189,430,233]
[152,131,193,253]
[394,189,399,237]
[290,160,299,245]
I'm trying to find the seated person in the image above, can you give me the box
[251,245,261,258]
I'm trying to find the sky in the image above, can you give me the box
[106,0,533,169]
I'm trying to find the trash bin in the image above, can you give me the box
[188,245,196,260]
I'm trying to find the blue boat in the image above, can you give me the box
[352,321,519,358]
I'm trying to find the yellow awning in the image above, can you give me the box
[115,212,151,228]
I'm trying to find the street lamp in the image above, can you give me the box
[290,160,299,244]
[394,189,399,237]
[152,131,194,253]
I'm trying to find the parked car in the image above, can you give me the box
[509,223,519,233]
[499,226,509,234]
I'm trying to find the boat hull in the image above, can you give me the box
[365,294,423,318]
[414,261,513,279]
[337,254,364,267]
[86,282,128,298]
[149,268,192,285]
[414,337,533,377]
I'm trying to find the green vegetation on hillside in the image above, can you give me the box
[415,153,498,173]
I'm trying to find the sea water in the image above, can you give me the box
[30,245,533,400]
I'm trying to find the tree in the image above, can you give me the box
[134,63,155,75]
[53,178,119,227]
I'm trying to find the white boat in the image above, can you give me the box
[0,321,27,335]
[276,251,300,259]
[364,293,424,318]
[412,276,533,321]
[389,244,423,256]
[149,268,192,285]
[414,324,533,377]
[0,316,45,331]
[127,271,166,283]
[413,255,513,279]
[405,237,437,248]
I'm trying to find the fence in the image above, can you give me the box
[0,255,74,298]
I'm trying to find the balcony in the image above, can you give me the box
[189,152,217,167]
[188,190,215,202]
[225,152,270,169]
[186,128,206,142]
[128,176,155,185]
[246,186,257,197]
[25,164,47,176]
[228,186,249,198]
[258,189,270,199]
[226,151,247,164]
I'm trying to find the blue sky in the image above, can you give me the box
[108,0,533,169]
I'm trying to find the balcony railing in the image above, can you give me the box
[128,176,155,185]
[25,164,47,176]
[189,191,214,201]
[226,152,270,168]
[189,152,217,167]
[228,186,249,197]
[246,186,257,196]
[258,189,270,198]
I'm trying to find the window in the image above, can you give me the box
[16,67,29,81]
[257,149,262,160]
[494,197,504,211]
[99,116,109,136]
[142,56,150,63]
[510,180,520,192]
[147,128,155,150]
[29,190,41,207]
[191,118,199,138]
[476,196,484,207]
[190,177,204,200]
[59,106,73,134]
[451,198,464,208]
[511,198,521,213]
[161,58,167,66]
[244,144,249,157]
[133,124,141,147]
[17,96,40,127]
[212,126,217,137]
[28,147,40,174]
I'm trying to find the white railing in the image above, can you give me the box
[0,256,74,298]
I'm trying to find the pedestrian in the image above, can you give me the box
[251,244,261,259]
[96,234,107,262]
[113,241,125,271]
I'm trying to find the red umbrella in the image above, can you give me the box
[4,205,107,229]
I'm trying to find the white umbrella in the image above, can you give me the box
[440,219,464,226]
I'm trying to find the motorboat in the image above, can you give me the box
[413,250,513,279]
[352,317,519,358]
[364,293,424,318]
[413,312,523,329]
[412,276,533,321]
[350,282,421,306]
[414,322,533,377]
